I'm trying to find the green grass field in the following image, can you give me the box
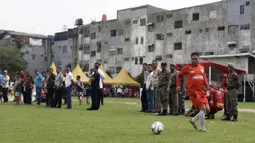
[0,98,255,143]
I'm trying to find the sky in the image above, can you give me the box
[0,0,220,35]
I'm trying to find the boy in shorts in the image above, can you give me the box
[76,76,84,106]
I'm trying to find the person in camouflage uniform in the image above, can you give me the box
[222,63,240,122]
[158,62,171,116]
[168,64,179,115]
[178,64,186,114]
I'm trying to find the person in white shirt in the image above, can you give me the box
[64,66,74,109]
[146,64,155,113]
[2,70,10,102]
[92,62,105,105]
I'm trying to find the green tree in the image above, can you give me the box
[0,46,26,80]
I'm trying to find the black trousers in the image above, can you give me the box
[24,88,32,104]
[141,87,148,111]
[91,88,100,110]
[54,87,63,108]
[2,88,9,102]
[47,88,55,107]
[0,85,3,101]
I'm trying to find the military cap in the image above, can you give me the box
[227,63,235,69]
[161,62,167,66]
[170,64,176,67]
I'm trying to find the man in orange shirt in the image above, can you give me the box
[176,52,210,132]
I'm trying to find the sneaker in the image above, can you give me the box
[189,120,198,130]
[199,129,207,132]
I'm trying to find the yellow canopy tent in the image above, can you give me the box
[49,62,57,75]
[99,65,116,85]
[112,67,140,86]
[72,64,89,84]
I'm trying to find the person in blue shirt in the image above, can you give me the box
[0,71,3,102]
[34,70,43,105]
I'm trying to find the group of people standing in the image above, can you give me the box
[0,62,106,111]
[137,61,186,115]
[138,52,240,132]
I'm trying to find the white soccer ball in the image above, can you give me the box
[151,121,164,134]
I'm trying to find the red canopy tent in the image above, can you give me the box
[176,62,246,75]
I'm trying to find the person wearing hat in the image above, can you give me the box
[178,64,186,114]
[2,70,10,102]
[158,62,171,116]
[222,63,240,122]
[167,64,179,115]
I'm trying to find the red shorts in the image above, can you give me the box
[189,91,208,109]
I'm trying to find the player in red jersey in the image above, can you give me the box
[176,52,210,132]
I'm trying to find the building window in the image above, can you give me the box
[97,42,101,53]
[148,44,155,52]
[156,34,164,40]
[199,29,203,33]
[155,56,162,61]
[91,32,96,39]
[166,33,173,37]
[124,57,130,61]
[228,44,237,48]
[111,30,117,37]
[109,67,115,74]
[32,54,36,60]
[133,19,138,24]
[185,30,192,35]
[166,14,173,18]
[135,37,139,44]
[116,67,122,74]
[240,5,244,14]
[240,24,250,30]
[140,18,146,26]
[140,37,144,44]
[148,24,155,32]
[139,57,143,65]
[205,28,209,32]
[135,57,138,65]
[125,20,131,25]
[63,46,67,53]
[174,20,183,29]
[174,42,182,50]
[44,56,48,61]
[165,54,172,58]
[109,50,116,56]
[192,13,199,21]
[246,1,250,6]
[118,29,124,36]
[217,26,225,31]
[125,38,130,42]
[98,26,101,33]
[157,15,164,22]
[83,45,90,54]
[91,51,96,57]
[117,48,123,55]
[84,63,89,72]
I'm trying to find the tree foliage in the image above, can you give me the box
[0,46,26,80]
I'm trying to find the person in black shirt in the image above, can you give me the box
[87,66,100,110]
[47,68,56,107]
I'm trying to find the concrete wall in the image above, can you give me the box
[52,39,73,70]
[53,2,255,77]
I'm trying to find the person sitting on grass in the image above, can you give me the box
[76,75,84,106]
